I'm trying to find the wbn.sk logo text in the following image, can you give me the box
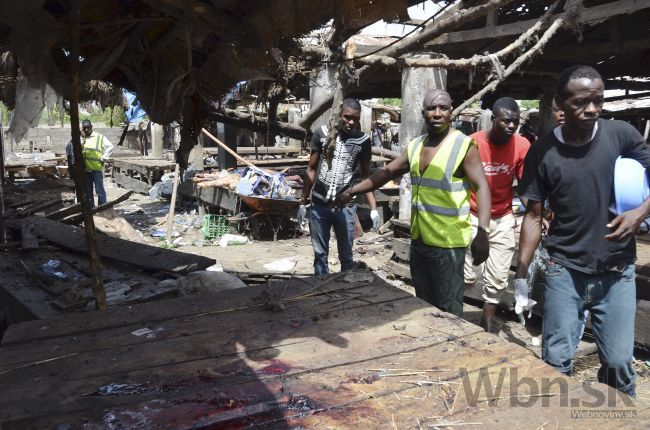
[459,367,635,409]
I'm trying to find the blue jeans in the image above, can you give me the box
[308,203,357,275]
[542,260,637,396]
[85,170,106,208]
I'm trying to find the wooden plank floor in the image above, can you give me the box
[0,271,646,429]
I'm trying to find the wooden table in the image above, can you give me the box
[4,157,65,181]
[111,157,176,194]
[1,272,645,429]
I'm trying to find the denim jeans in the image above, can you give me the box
[85,170,106,208]
[410,240,466,316]
[308,202,356,275]
[542,260,637,396]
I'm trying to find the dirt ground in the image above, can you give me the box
[103,180,650,401]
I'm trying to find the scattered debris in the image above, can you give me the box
[217,233,249,247]
[131,327,154,337]
[263,256,299,272]
[41,260,68,279]
[157,270,247,297]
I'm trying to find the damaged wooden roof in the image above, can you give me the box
[0,0,421,124]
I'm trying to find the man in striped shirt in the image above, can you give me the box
[299,98,379,275]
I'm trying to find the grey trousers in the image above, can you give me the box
[410,239,466,316]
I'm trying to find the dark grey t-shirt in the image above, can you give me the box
[310,126,371,205]
[519,119,650,274]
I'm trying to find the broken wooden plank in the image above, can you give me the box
[45,203,83,221]
[16,199,63,216]
[113,172,150,194]
[25,217,214,276]
[62,190,134,224]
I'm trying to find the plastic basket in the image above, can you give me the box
[203,214,230,239]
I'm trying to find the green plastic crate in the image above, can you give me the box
[203,214,230,239]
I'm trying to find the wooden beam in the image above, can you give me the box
[113,172,151,195]
[210,108,309,141]
[45,203,83,221]
[62,191,134,224]
[544,37,650,61]
[427,0,650,46]
[604,91,650,103]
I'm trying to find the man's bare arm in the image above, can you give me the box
[334,151,410,207]
[463,145,491,265]
[463,146,491,228]
[301,151,320,204]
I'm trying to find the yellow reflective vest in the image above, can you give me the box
[407,130,473,248]
[83,133,105,171]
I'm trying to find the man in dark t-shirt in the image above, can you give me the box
[299,98,378,275]
[516,65,650,397]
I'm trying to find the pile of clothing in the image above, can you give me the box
[235,167,300,200]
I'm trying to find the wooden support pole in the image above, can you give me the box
[166,163,180,244]
[0,121,6,243]
[69,0,107,311]
[201,128,257,169]
[399,52,447,151]
[151,123,164,158]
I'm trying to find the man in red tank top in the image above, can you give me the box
[464,97,530,332]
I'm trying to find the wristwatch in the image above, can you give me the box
[477,225,492,234]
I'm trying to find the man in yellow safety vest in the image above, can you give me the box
[81,119,113,207]
[335,89,491,316]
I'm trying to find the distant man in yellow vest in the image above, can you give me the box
[81,119,113,207]
[335,89,491,316]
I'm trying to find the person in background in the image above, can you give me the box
[551,98,566,126]
[81,119,113,207]
[65,138,83,203]
[519,123,537,145]
[298,98,379,275]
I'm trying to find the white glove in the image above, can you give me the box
[514,278,537,324]
[297,204,307,231]
[370,209,380,230]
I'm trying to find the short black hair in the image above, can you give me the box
[556,65,602,99]
[81,119,92,127]
[492,97,519,115]
[342,98,361,112]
